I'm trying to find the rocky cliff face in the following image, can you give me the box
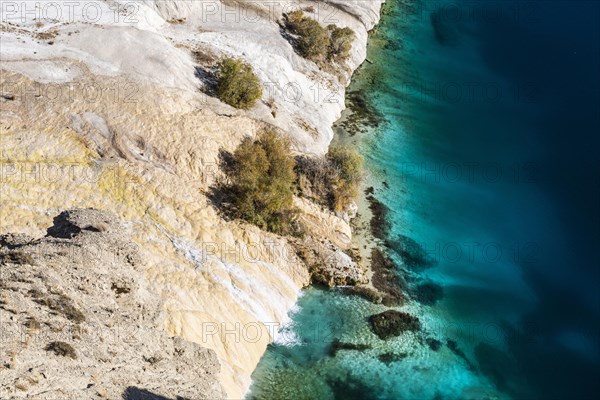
[0,209,225,399]
[0,1,383,397]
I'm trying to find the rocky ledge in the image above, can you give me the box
[293,236,367,287]
[0,209,224,400]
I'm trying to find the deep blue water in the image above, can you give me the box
[249,1,600,399]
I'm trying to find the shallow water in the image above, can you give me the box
[249,1,600,398]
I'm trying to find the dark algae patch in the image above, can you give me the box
[370,247,406,306]
[327,373,379,400]
[369,310,420,340]
[426,338,442,352]
[385,234,436,270]
[338,90,385,136]
[378,352,408,365]
[366,193,391,240]
[329,339,371,357]
[446,339,476,372]
[411,281,444,305]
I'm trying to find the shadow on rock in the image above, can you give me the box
[205,149,237,219]
[194,65,218,97]
[122,387,189,400]
[46,211,82,238]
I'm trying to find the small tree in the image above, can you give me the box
[216,58,263,109]
[230,131,297,234]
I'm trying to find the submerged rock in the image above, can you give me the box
[412,281,444,305]
[426,338,443,351]
[371,248,407,306]
[366,194,391,240]
[329,339,371,357]
[378,352,408,365]
[385,235,436,270]
[340,285,384,304]
[368,310,421,340]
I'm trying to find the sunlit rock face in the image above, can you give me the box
[0,209,227,399]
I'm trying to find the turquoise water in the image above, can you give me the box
[249,1,600,399]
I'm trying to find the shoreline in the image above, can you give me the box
[245,4,391,397]
[0,1,388,398]
[330,15,407,307]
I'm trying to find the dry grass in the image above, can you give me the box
[1,251,35,266]
[45,341,77,359]
[32,292,86,323]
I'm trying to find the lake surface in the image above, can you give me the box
[249,1,600,398]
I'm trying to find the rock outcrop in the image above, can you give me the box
[294,236,367,287]
[0,209,225,399]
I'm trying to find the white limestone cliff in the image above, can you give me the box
[0,1,383,397]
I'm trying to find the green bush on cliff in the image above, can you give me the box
[216,57,263,109]
[284,10,331,62]
[327,146,363,212]
[296,146,363,213]
[229,130,297,234]
[328,25,355,62]
[283,11,355,64]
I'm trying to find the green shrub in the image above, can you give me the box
[327,146,364,212]
[284,10,330,62]
[229,131,297,234]
[283,11,355,65]
[328,25,355,62]
[216,57,263,109]
[296,146,364,213]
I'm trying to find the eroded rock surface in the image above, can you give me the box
[0,209,225,399]
[294,236,367,287]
